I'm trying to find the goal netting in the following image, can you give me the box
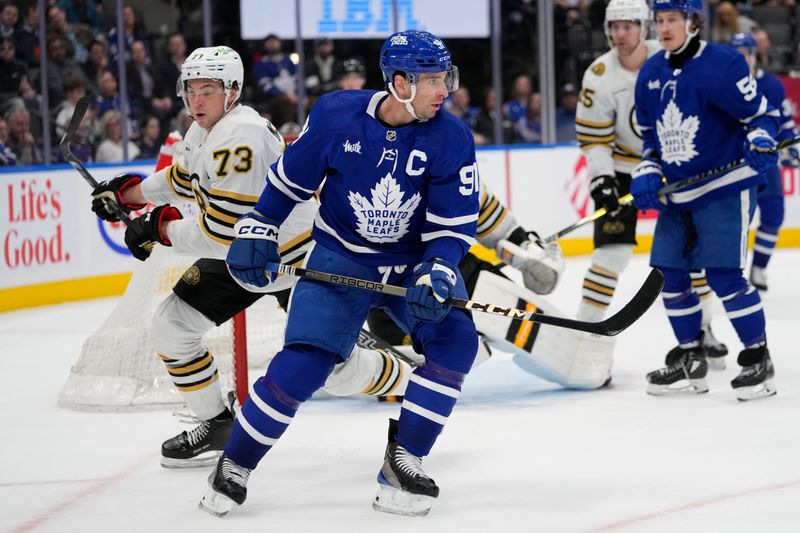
[58,244,286,411]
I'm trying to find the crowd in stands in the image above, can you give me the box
[1,0,800,167]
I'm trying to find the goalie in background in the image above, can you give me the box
[89,45,412,470]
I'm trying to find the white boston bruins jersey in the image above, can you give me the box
[141,104,315,292]
[575,40,661,176]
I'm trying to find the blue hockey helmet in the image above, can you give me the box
[730,32,757,52]
[379,30,459,92]
[651,0,703,18]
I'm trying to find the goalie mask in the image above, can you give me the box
[604,0,650,48]
[379,30,459,121]
[177,46,244,116]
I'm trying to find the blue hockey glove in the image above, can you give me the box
[744,129,778,173]
[405,259,460,323]
[226,212,280,288]
[631,159,666,212]
[779,145,800,168]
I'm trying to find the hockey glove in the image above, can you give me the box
[91,172,148,222]
[631,159,666,212]
[226,212,281,288]
[405,259,461,323]
[744,129,778,174]
[779,145,800,168]
[588,174,620,213]
[496,236,565,295]
[124,204,183,261]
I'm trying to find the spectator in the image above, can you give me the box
[81,39,108,97]
[516,91,542,144]
[304,37,343,97]
[1,1,18,39]
[253,34,298,103]
[338,58,366,91]
[17,75,42,139]
[95,110,139,162]
[93,69,138,138]
[59,0,102,37]
[107,4,148,66]
[555,83,578,142]
[54,75,87,138]
[58,107,95,163]
[47,3,91,63]
[0,36,26,113]
[445,86,481,132]
[711,1,758,44]
[503,73,533,124]
[13,2,37,68]
[5,106,43,165]
[474,87,515,145]
[752,28,784,73]
[135,114,162,160]
[126,39,172,123]
[0,115,17,165]
[157,32,187,115]
[44,33,87,108]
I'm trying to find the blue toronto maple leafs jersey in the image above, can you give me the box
[756,69,796,144]
[255,90,480,267]
[635,41,780,210]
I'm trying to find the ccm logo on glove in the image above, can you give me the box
[236,224,278,238]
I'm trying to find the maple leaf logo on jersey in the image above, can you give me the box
[656,100,699,166]
[348,173,421,243]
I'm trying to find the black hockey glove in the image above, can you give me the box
[91,173,147,222]
[588,174,620,213]
[124,205,183,261]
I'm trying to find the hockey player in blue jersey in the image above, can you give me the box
[630,0,780,401]
[200,30,480,517]
[730,32,799,292]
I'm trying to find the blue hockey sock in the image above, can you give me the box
[397,359,466,457]
[661,268,701,346]
[706,268,766,347]
[224,344,338,469]
[752,223,779,269]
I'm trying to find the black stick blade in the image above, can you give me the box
[597,267,664,336]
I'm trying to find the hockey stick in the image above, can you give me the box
[542,135,800,244]
[268,263,664,336]
[59,96,154,253]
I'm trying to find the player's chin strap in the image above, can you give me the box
[387,83,427,122]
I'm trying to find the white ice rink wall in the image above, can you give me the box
[2,146,800,311]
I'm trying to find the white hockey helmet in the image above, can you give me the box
[178,46,244,114]
[604,0,650,47]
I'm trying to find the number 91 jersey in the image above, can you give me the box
[140,104,316,279]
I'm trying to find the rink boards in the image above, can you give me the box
[2,145,799,311]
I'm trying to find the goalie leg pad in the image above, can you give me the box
[472,271,614,389]
[324,345,411,397]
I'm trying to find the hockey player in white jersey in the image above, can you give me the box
[205,30,481,518]
[90,46,410,470]
[575,0,728,367]
[631,0,780,400]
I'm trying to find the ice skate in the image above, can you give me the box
[161,406,233,468]
[701,325,728,370]
[198,453,251,517]
[749,266,768,292]
[373,419,439,517]
[731,345,777,401]
[646,345,708,395]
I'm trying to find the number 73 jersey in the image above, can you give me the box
[140,104,316,264]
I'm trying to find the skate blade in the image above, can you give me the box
[646,378,709,396]
[735,379,777,401]
[706,356,726,371]
[372,482,434,517]
[161,450,221,469]
[198,486,237,517]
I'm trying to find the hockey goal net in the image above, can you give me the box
[58,244,286,411]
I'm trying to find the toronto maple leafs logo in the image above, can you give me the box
[656,100,699,166]
[348,173,421,243]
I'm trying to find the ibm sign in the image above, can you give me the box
[240,0,490,39]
